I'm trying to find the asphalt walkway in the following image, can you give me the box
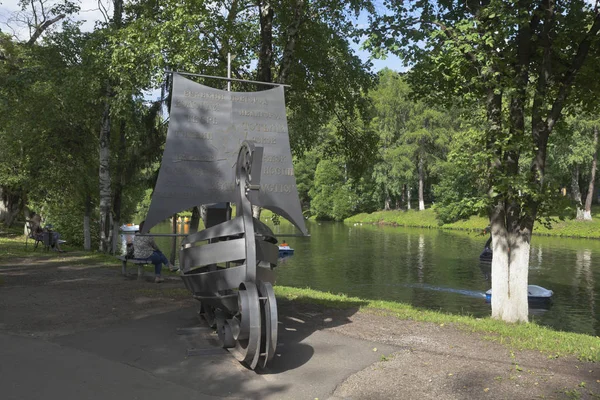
[2,305,397,399]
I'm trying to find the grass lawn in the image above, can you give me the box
[275,286,600,362]
[346,206,600,239]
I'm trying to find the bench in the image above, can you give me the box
[116,256,151,279]
[25,220,43,250]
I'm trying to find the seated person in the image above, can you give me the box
[31,213,65,252]
[133,220,175,283]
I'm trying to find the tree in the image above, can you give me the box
[117,0,376,151]
[401,105,453,211]
[309,158,360,220]
[369,69,453,211]
[110,0,379,228]
[370,69,412,210]
[0,0,79,226]
[367,1,600,322]
[549,114,600,220]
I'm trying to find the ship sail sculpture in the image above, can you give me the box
[142,73,308,369]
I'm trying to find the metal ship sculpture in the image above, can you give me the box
[142,73,308,369]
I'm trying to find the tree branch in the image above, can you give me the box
[531,0,554,135]
[547,11,600,131]
[26,13,65,45]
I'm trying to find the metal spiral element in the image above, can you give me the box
[179,141,279,370]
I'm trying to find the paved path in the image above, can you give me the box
[2,305,397,399]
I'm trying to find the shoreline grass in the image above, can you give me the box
[274,285,600,362]
[345,208,600,240]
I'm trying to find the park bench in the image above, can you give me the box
[25,220,43,250]
[116,256,151,279]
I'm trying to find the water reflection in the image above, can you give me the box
[417,234,425,283]
[269,221,600,336]
[574,249,596,333]
[121,220,600,335]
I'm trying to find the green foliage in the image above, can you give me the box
[293,150,319,212]
[116,0,377,155]
[433,125,491,223]
[309,159,343,220]
[369,69,454,210]
[366,0,600,234]
[331,184,360,221]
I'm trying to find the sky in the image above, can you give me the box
[0,0,406,76]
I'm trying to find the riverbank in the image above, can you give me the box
[2,228,597,362]
[346,208,600,239]
[275,286,600,363]
[0,251,598,399]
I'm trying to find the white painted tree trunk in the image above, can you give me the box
[583,126,598,221]
[170,213,177,265]
[99,103,112,252]
[252,205,261,219]
[572,166,585,220]
[111,220,119,255]
[384,190,391,211]
[418,156,425,211]
[406,185,411,210]
[490,222,529,323]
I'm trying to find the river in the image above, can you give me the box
[123,220,600,336]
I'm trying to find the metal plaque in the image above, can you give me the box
[143,73,307,235]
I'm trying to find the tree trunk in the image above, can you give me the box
[190,206,201,234]
[256,0,273,87]
[486,85,530,323]
[200,205,208,226]
[418,155,425,211]
[401,184,406,210]
[490,204,530,323]
[98,102,112,252]
[84,194,91,251]
[278,0,305,84]
[384,188,391,211]
[111,120,127,255]
[252,205,262,219]
[406,185,411,210]
[170,213,177,265]
[583,126,598,221]
[572,166,585,220]
[0,187,25,226]
[98,0,123,252]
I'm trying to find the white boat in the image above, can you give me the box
[120,224,139,232]
[278,243,294,256]
[486,285,553,303]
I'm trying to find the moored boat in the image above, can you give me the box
[486,285,553,303]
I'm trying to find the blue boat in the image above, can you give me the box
[278,243,294,257]
[486,285,553,303]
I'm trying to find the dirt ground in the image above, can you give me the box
[1,253,599,399]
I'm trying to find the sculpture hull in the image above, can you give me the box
[181,265,276,314]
